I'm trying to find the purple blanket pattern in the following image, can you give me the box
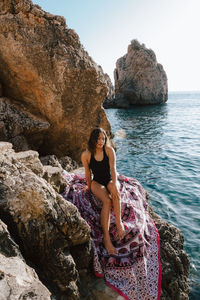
[62,172,161,300]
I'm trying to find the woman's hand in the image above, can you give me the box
[81,150,92,192]
[83,185,90,191]
[109,182,120,201]
[106,147,120,201]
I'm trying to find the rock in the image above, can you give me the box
[8,135,30,152]
[0,97,50,151]
[70,166,85,174]
[43,165,67,193]
[0,82,2,96]
[13,150,44,176]
[103,73,115,108]
[113,39,168,107]
[0,142,92,299]
[104,73,115,100]
[39,154,80,193]
[0,219,51,300]
[40,154,80,172]
[0,0,31,15]
[0,0,111,161]
[103,97,116,109]
[149,207,190,300]
[59,156,80,171]
[79,274,124,300]
[40,154,63,169]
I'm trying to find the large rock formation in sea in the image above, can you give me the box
[112,40,168,107]
[0,142,190,299]
[0,0,111,161]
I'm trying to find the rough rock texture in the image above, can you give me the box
[103,97,117,109]
[79,274,124,300]
[0,0,111,161]
[0,142,92,299]
[113,39,168,107]
[0,219,51,300]
[104,73,115,100]
[103,73,115,108]
[149,207,190,300]
[40,154,80,172]
[0,97,50,151]
[40,154,80,192]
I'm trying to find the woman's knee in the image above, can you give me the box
[91,181,111,204]
[102,196,112,208]
[107,180,120,191]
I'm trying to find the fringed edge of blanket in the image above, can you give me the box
[151,217,162,300]
[94,217,162,300]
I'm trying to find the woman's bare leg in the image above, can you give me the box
[107,181,126,240]
[91,181,117,255]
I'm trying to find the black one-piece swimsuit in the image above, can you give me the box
[89,147,112,187]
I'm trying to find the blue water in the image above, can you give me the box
[106,92,200,299]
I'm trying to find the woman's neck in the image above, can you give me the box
[95,147,104,154]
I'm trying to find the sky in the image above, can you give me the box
[33,0,200,92]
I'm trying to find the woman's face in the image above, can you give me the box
[96,132,105,149]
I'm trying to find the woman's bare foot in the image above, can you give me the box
[103,236,117,255]
[116,221,126,240]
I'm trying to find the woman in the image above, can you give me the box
[81,128,126,255]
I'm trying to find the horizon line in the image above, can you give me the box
[168,90,200,93]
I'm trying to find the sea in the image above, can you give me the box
[106,91,200,300]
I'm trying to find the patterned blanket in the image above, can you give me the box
[62,171,161,300]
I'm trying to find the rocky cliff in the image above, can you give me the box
[0,0,111,161]
[0,219,51,299]
[0,142,190,299]
[0,142,92,299]
[103,73,115,108]
[112,39,168,107]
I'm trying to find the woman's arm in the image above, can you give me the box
[107,147,120,200]
[107,146,118,184]
[81,151,92,190]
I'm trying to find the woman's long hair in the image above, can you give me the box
[88,128,109,155]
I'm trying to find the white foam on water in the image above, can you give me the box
[115,129,126,139]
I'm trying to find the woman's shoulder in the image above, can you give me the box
[105,145,115,155]
[81,149,91,161]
